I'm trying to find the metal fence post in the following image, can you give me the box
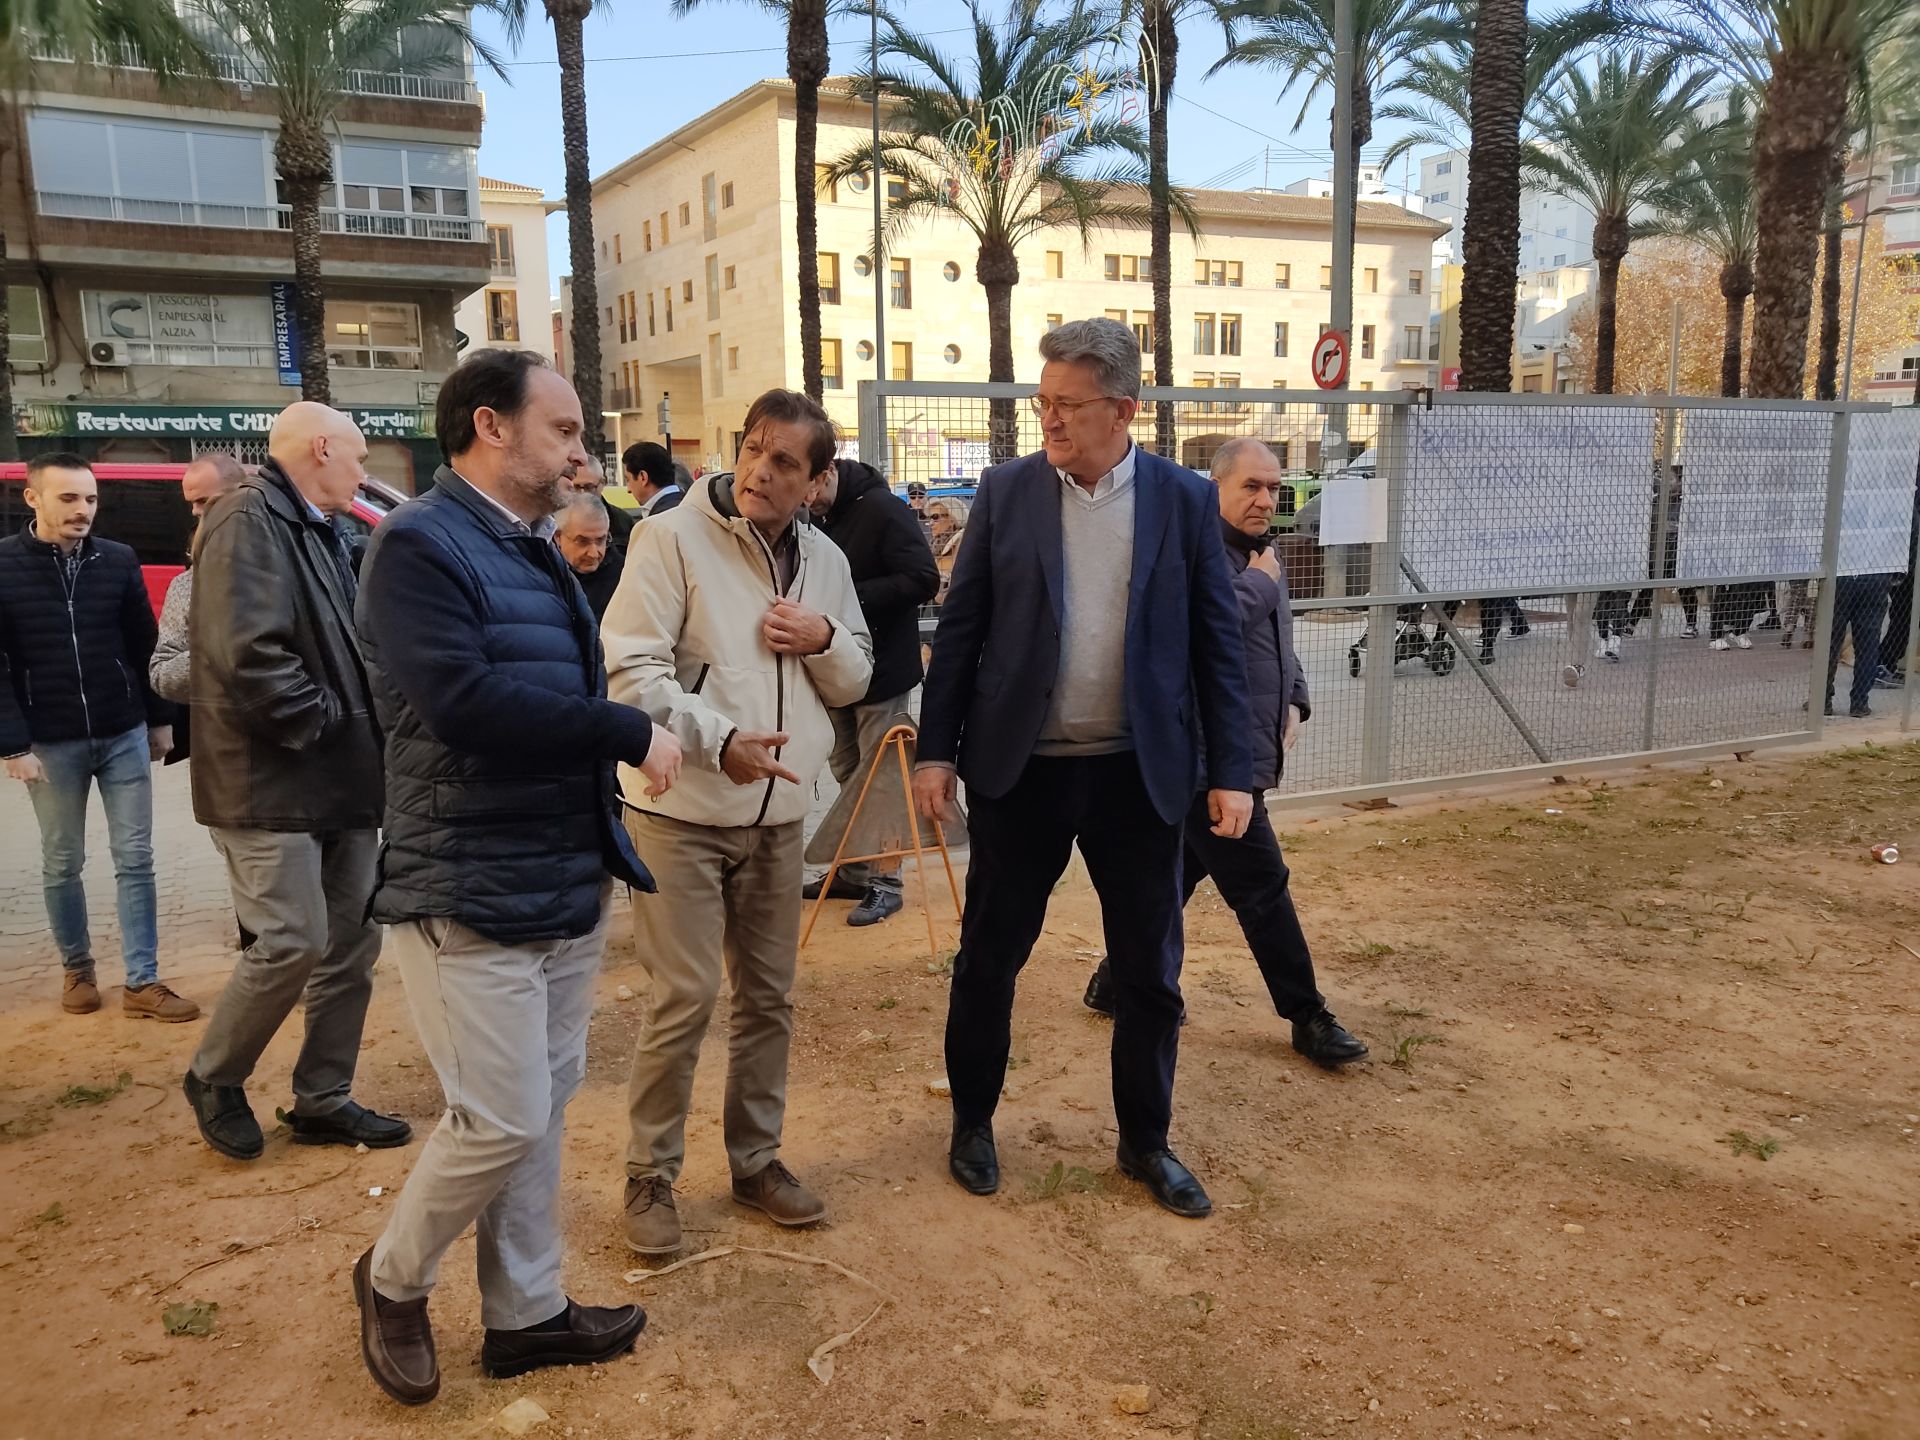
[1806,410,1851,736]
[1359,397,1403,785]
[1902,550,1919,734]
[1641,408,1678,751]
[857,380,883,471]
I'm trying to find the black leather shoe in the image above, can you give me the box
[1291,1010,1370,1067]
[354,1247,438,1406]
[847,885,903,927]
[1115,1141,1211,1219]
[803,872,866,901]
[289,1099,413,1149]
[183,1070,263,1160]
[480,1299,647,1379]
[949,1122,999,1195]
[1082,960,1115,1016]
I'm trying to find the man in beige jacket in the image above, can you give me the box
[603,388,872,1255]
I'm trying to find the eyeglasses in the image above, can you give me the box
[1028,394,1119,418]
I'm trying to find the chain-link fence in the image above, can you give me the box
[861,380,1920,804]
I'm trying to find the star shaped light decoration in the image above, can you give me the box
[1066,60,1109,129]
[965,123,999,179]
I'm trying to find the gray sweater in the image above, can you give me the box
[1034,449,1135,756]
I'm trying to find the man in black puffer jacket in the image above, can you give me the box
[1083,438,1366,1069]
[350,351,682,1407]
[0,452,193,1021]
[803,457,939,925]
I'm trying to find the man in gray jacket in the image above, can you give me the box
[1083,437,1366,1068]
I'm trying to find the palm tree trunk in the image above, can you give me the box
[790,0,828,402]
[1145,0,1177,458]
[1748,56,1849,399]
[552,1,603,453]
[978,242,1019,462]
[275,123,333,406]
[0,211,16,462]
[1814,189,1843,402]
[1590,215,1628,396]
[1458,0,1528,393]
[1718,262,1751,400]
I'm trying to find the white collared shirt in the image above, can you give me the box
[638,483,682,518]
[457,469,557,540]
[1055,442,1137,505]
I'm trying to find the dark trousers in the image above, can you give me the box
[1478,597,1525,644]
[946,752,1185,1151]
[1885,569,1913,676]
[1594,591,1632,639]
[1179,791,1324,1021]
[1827,574,1891,713]
[1710,583,1769,639]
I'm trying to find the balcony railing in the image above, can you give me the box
[491,257,517,278]
[37,190,485,243]
[610,387,638,410]
[33,39,475,104]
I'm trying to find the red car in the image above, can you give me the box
[0,461,408,615]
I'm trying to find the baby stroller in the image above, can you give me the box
[1348,602,1457,678]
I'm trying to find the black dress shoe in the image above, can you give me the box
[289,1099,413,1149]
[949,1122,999,1195]
[354,1247,438,1406]
[1115,1141,1211,1218]
[1291,1010,1370,1067]
[1083,958,1187,1024]
[480,1299,647,1379]
[184,1070,263,1160]
[847,885,903,927]
[803,872,866,901]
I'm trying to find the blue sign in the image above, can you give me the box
[270,282,301,387]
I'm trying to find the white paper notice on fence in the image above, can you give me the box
[1675,410,1829,578]
[1317,474,1388,545]
[1403,405,1654,590]
[1838,408,1920,576]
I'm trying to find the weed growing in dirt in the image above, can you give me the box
[33,1202,66,1227]
[927,951,956,976]
[1016,1382,1047,1407]
[1721,1130,1780,1161]
[1191,1290,1217,1319]
[874,996,898,1010]
[1351,940,1395,961]
[1386,1031,1442,1069]
[56,1072,131,1108]
[1385,1003,1431,1019]
[162,1301,218,1337]
[1026,1162,1102,1200]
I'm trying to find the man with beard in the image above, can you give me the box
[351,350,682,1405]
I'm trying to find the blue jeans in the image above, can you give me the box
[26,725,158,986]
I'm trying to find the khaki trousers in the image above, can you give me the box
[624,809,803,1183]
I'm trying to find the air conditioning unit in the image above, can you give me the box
[88,339,133,367]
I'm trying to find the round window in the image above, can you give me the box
[848,172,871,193]
[943,261,962,282]
[853,255,873,277]
[856,340,875,361]
[943,344,962,364]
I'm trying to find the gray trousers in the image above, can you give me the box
[625,810,802,1184]
[826,695,915,890]
[192,827,379,1115]
[371,889,610,1331]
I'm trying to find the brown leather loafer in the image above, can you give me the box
[731,1159,827,1227]
[62,967,101,1015]
[353,1247,438,1406]
[480,1299,646,1379]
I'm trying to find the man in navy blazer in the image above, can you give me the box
[914,318,1253,1218]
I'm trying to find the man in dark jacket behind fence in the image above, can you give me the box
[182,403,406,1163]
[1082,436,1366,1069]
[804,457,940,925]
[0,451,192,1020]
[350,349,682,1407]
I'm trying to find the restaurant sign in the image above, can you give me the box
[15,402,431,439]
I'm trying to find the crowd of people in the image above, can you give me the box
[0,317,1368,1407]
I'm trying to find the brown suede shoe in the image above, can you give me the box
[353,1247,438,1406]
[623,1175,682,1256]
[62,967,101,1015]
[731,1159,826,1227]
[123,982,200,1023]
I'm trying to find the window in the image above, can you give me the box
[1429,190,1450,204]
[852,254,873,277]
[8,285,47,365]
[1104,308,1127,326]
[682,279,693,303]
[647,291,656,337]
[1435,159,1452,176]
[644,220,653,252]
[1220,314,1241,357]
[889,340,912,381]
[1892,160,1920,197]
[705,255,720,320]
[728,345,739,370]
[1194,313,1216,355]
[79,288,275,367]
[486,290,519,343]
[1046,250,1064,278]
[325,300,422,370]
[722,181,734,209]
[1273,321,1289,359]
[1274,263,1291,289]
[614,233,622,263]
[702,174,718,241]
[1046,313,1063,330]
[889,257,911,309]
[1553,253,1567,267]
[819,252,841,304]
[724,264,737,290]
[605,305,614,327]
[659,210,669,243]
[1219,373,1242,411]
[884,172,907,204]
[1555,226,1569,239]
[1130,311,1153,351]
[1318,266,1332,290]
[487,223,514,275]
[847,171,870,194]
[942,261,961,282]
[1364,267,1378,293]
[856,339,873,361]
[1408,269,1424,295]
[679,201,691,227]
[1195,259,1241,286]
[665,290,673,331]
[943,343,962,364]
[816,165,837,203]
[1103,253,1149,282]
[709,333,722,396]
[821,337,843,390]
[1360,324,1376,360]
[1403,325,1424,361]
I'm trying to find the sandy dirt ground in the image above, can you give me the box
[1,741,1916,1440]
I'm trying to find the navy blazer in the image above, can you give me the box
[918,447,1252,825]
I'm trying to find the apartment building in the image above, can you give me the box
[585,79,1446,472]
[1419,146,1597,274]
[453,177,557,363]
[5,29,487,489]
[1851,143,1920,403]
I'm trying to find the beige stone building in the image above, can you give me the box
[454,177,557,362]
[584,79,1447,471]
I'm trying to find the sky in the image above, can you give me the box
[469,0,1439,297]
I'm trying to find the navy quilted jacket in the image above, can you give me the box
[0,522,172,755]
[355,467,656,944]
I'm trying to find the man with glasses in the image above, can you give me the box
[914,318,1252,1219]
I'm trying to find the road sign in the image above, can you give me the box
[1312,330,1350,390]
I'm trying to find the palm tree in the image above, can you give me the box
[0,1,201,456]
[187,0,496,405]
[827,0,1167,459]
[1525,52,1712,394]
[1648,94,1760,398]
[672,1,849,402]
